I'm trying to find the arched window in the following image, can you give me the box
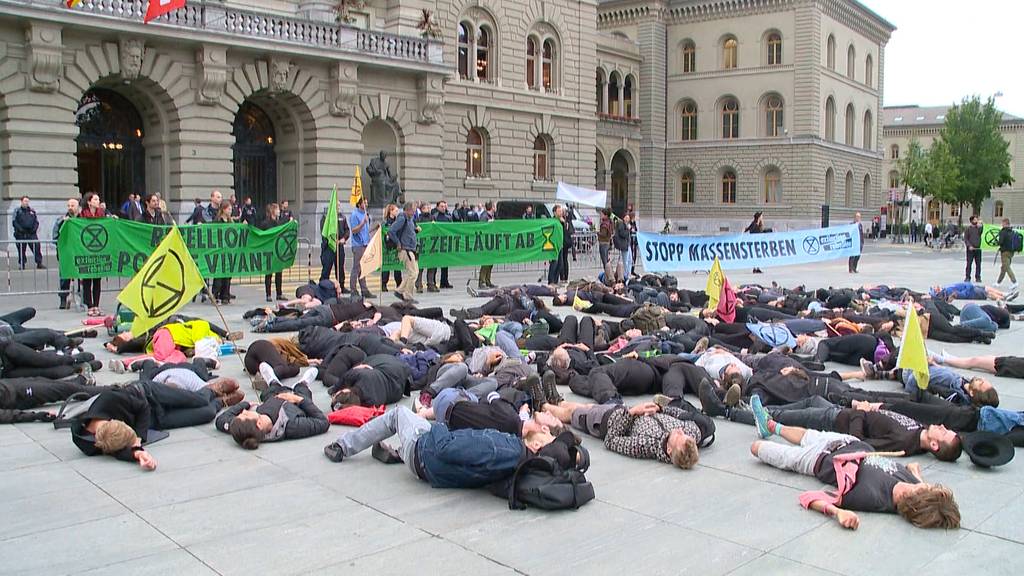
[889,170,900,190]
[764,94,784,137]
[680,100,698,141]
[865,54,874,87]
[542,39,555,91]
[846,44,856,79]
[722,170,737,203]
[596,69,606,114]
[826,168,835,202]
[995,200,1005,218]
[721,97,740,139]
[890,144,900,159]
[608,72,621,116]
[682,40,696,73]
[526,37,537,89]
[476,26,491,80]
[624,75,635,118]
[466,128,486,177]
[845,171,854,206]
[764,168,782,203]
[767,32,782,66]
[533,135,552,181]
[723,37,738,69]
[863,174,872,207]
[826,35,836,69]
[863,110,873,150]
[680,170,695,203]
[845,103,855,146]
[825,97,836,141]
[458,22,471,79]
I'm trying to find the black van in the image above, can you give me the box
[495,201,552,220]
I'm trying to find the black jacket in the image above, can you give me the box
[141,209,165,225]
[186,205,205,224]
[613,220,631,251]
[964,224,982,250]
[215,384,329,441]
[340,354,411,405]
[240,205,258,224]
[71,387,151,462]
[319,210,351,248]
[12,206,39,238]
[998,226,1018,252]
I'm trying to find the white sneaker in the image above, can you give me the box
[108,358,125,374]
[298,367,318,388]
[258,362,279,388]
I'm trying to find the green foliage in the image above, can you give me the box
[938,96,1013,213]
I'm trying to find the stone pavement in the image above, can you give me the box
[1,242,1023,576]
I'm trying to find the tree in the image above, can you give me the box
[894,138,929,242]
[923,139,961,210]
[938,96,1013,215]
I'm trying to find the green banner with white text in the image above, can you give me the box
[381,218,563,271]
[981,223,1024,252]
[57,218,299,279]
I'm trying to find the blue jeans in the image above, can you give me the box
[336,406,430,480]
[432,388,479,427]
[902,366,965,399]
[416,423,524,488]
[960,304,997,333]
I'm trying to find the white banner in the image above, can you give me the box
[556,182,607,208]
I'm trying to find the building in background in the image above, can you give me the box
[881,105,1024,226]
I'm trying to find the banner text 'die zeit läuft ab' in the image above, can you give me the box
[57,218,299,279]
[379,219,563,271]
[638,224,862,272]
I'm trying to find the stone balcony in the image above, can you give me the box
[1,0,446,71]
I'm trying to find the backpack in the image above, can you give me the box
[630,304,667,335]
[503,445,595,511]
[1012,231,1024,253]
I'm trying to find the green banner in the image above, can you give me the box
[57,218,299,279]
[381,218,563,271]
[981,223,1024,251]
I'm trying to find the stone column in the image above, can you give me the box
[636,3,667,229]
[617,82,624,118]
[600,79,608,114]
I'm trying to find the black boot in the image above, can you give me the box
[698,378,728,418]
[541,370,563,405]
[515,374,548,411]
[371,442,403,464]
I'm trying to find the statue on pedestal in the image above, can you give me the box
[366,151,402,207]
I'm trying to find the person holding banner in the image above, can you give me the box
[260,203,287,302]
[79,192,107,317]
[849,213,864,274]
[320,196,351,294]
[429,201,454,290]
[745,212,766,274]
[478,202,497,289]
[210,203,235,305]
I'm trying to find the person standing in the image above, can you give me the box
[745,211,765,274]
[924,221,934,248]
[140,193,164,225]
[204,190,222,222]
[547,205,567,285]
[612,212,633,282]
[963,215,983,282]
[477,201,497,289]
[185,198,204,224]
[430,200,453,290]
[280,200,294,223]
[522,205,535,219]
[598,208,613,280]
[348,196,375,299]
[240,197,258,225]
[260,203,286,302]
[997,218,1018,290]
[558,205,573,283]
[388,202,419,304]
[849,212,864,274]
[414,202,434,293]
[53,197,80,309]
[211,203,235,305]
[319,197,351,294]
[79,193,106,316]
[12,196,44,270]
[380,203,403,292]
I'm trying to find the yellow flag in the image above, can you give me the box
[896,302,930,389]
[117,227,205,335]
[350,165,363,207]
[705,257,725,312]
[359,227,383,280]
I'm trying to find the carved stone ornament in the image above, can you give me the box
[329,63,358,117]
[417,76,444,125]
[119,37,145,81]
[25,23,62,93]
[196,45,228,106]
[269,58,292,93]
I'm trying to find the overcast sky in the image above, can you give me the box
[858,0,1024,117]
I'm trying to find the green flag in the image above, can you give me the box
[322,185,338,246]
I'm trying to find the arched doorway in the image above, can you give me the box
[610,150,633,216]
[75,88,145,208]
[232,101,277,210]
[361,119,401,208]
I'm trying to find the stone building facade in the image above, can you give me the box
[599,0,894,233]
[881,105,1024,225]
[0,0,599,241]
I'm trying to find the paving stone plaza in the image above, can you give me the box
[0,243,1022,576]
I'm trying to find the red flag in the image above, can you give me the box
[144,0,186,23]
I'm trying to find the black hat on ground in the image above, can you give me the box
[959,431,1015,468]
